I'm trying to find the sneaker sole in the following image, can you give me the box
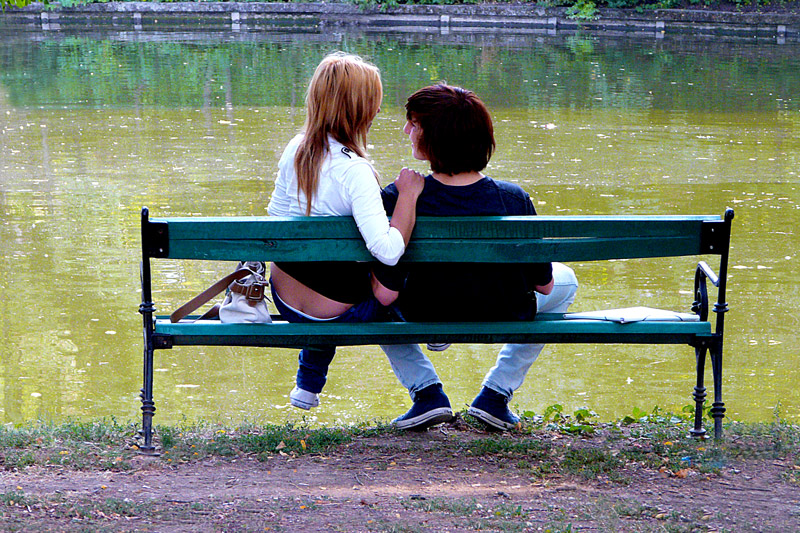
[467,406,518,431]
[393,407,454,430]
[290,397,319,410]
[426,343,451,352]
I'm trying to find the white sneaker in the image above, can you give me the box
[426,343,451,352]
[290,386,320,410]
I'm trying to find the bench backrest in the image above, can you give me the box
[141,209,732,264]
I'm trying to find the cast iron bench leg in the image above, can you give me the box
[138,257,158,455]
[710,336,725,440]
[690,344,708,438]
[139,340,157,454]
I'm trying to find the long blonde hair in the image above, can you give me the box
[295,51,383,214]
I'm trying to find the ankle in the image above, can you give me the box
[413,383,444,402]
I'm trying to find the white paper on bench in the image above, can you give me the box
[563,306,700,324]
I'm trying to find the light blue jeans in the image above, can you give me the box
[380,263,578,401]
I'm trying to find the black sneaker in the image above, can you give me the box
[467,387,520,431]
[392,383,454,430]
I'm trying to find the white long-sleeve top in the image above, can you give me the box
[268,134,405,266]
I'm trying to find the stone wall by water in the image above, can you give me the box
[1,2,799,42]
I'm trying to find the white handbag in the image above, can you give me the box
[170,261,272,324]
[218,261,272,323]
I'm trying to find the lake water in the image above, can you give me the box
[1,29,798,428]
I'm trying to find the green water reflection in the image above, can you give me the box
[1,32,798,427]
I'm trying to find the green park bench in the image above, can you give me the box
[137,207,734,454]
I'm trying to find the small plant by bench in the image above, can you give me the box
[137,207,734,454]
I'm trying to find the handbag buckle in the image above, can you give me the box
[244,282,266,302]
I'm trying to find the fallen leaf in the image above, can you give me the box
[674,469,690,478]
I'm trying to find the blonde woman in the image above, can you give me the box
[268,52,424,410]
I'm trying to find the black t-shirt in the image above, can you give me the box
[375,175,553,322]
[272,261,372,304]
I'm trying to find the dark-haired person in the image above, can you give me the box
[374,84,578,431]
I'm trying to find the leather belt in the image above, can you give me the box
[169,266,267,323]
[229,280,267,302]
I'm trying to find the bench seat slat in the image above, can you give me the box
[154,314,711,348]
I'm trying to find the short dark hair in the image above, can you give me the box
[405,84,495,175]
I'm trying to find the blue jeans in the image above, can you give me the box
[271,280,383,394]
[380,263,579,401]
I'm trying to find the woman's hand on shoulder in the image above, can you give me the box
[394,167,425,199]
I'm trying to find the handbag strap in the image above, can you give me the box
[169,268,253,323]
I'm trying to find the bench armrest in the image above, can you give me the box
[697,260,720,287]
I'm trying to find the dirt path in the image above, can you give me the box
[2,424,799,532]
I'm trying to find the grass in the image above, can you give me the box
[0,418,138,471]
[402,497,531,532]
[561,447,627,482]
[1,407,798,481]
[157,418,390,463]
[2,410,796,532]
[0,490,280,531]
[567,496,724,532]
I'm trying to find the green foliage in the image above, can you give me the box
[0,0,795,17]
[537,404,600,435]
[620,405,697,427]
[565,0,600,20]
[351,0,482,11]
[604,0,639,7]
[1,0,34,10]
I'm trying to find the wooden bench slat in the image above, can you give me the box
[161,215,721,242]
[153,215,726,261]
[405,236,704,262]
[154,315,712,348]
[164,234,706,262]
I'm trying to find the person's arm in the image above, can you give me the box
[366,168,424,304]
[369,183,405,306]
[535,279,554,295]
[371,275,399,306]
[387,167,425,245]
[345,164,411,265]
